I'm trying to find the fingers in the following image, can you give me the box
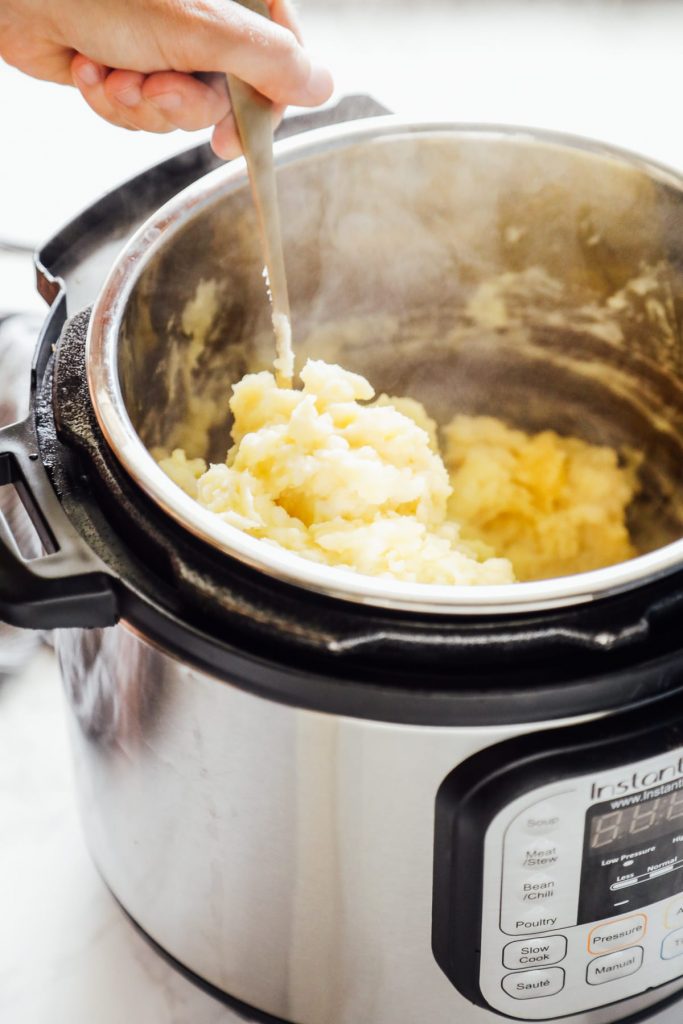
[103,69,176,132]
[71,55,140,130]
[142,72,230,131]
[163,2,333,109]
[72,56,231,134]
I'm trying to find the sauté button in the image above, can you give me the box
[661,928,683,960]
[520,840,560,870]
[588,915,647,954]
[503,935,568,970]
[502,967,565,1000]
[586,946,643,985]
[665,898,683,930]
[517,874,558,904]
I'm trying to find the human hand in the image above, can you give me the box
[0,0,333,158]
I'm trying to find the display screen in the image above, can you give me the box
[578,776,683,923]
[589,790,683,851]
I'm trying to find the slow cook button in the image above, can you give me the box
[661,928,683,960]
[588,915,647,954]
[503,936,568,970]
[502,967,565,1000]
[587,946,643,985]
[518,839,560,870]
[517,873,558,904]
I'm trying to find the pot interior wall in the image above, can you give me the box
[118,132,683,555]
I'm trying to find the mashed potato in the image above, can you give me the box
[443,416,639,581]
[157,360,639,585]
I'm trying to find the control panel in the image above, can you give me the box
[432,699,683,1021]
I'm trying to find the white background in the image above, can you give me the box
[3,1,683,1021]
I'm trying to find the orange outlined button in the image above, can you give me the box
[665,898,683,930]
[588,915,647,955]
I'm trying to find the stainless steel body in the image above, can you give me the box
[54,623,683,1024]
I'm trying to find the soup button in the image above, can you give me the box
[502,967,565,1000]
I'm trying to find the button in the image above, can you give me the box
[517,874,558,904]
[665,898,683,930]
[520,839,560,870]
[519,802,563,836]
[509,909,564,934]
[588,915,647,954]
[502,967,565,1000]
[587,946,643,985]
[661,929,683,960]
[503,936,567,970]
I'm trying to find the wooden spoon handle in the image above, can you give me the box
[227,0,293,384]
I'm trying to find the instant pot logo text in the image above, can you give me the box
[591,757,683,801]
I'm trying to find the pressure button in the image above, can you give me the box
[588,916,647,955]
[502,967,565,1000]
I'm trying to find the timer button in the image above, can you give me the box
[502,967,565,1000]
[588,915,647,955]
[587,946,643,985]
[661,928,683,960]
[503,936,567,970]
[665,898,683,930]
[520,840,560,870]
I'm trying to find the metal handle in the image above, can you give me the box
[0,418,117,629]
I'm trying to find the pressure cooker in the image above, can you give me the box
[3,103,683,1024]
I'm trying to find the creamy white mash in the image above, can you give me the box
[157,360,638,585]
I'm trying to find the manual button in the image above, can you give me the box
[502,967,565,1000]
[503,935,567,970]
[587,946,643,985]
[588,915,647,954]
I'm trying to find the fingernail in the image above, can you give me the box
[148,92,182,112]
[304,61,333,102]
[75,61,102,87]
[116,84,142,108]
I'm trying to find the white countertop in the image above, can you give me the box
[3,2,683,1021]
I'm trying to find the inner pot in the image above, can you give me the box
[87,120,683,614]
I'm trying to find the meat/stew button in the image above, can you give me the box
[502,967,565,1000]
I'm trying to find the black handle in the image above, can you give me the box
[0,417,118,629]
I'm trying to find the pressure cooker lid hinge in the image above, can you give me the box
[0,416,119,631]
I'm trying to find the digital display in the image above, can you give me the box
[579,776,683,923]
[589,790,683,851]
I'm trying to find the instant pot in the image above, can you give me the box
[3,102,683,1024]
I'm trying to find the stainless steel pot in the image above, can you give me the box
[89,119,683,613]
[5,118,683,1024]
